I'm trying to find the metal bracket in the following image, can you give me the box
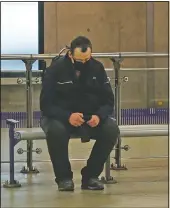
[17,77,41,84]
[100,176,117,184]
[20,166,39,174]
[110,55,128,84]
[121,76,128,83]
[110,54,124,72]
[113,145,130,151]
[101,157,117,184]
[22,59,36,83]
[111,163,128,170]
[3,180,21,188]
[17,148,42,155]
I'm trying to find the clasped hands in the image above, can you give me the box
[69,113,100,128]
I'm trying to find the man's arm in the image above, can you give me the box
[40,65,71,123]
[95,65,114,121]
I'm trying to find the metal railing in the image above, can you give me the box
[1,52,168,173]
[1,52,168,60]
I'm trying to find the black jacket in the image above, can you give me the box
[40,54,114,123]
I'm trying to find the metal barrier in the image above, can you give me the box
[1,52,168,59]
[1,52,168,175]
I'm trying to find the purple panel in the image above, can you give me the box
[1,108,168,128]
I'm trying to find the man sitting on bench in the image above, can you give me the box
[40,36,119,191]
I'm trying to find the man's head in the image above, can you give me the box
[69,36,92,64]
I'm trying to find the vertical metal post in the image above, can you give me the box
[20,60,39,174]
[146,2,155,107]
[114,59,121,125]
[101,57,122,184]
[105,156,111,179]
[26,60,33,170]
[4,120,21,188]
[9,123,15,184]
[102,155,117,184]
[113,56,121,165]
[110,55,127,170]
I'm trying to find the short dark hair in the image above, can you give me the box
[70,36,92,54]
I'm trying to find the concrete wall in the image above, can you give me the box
[43,1,168,109]
[44,2,147,68]
[1,84,40,112]
[1,2,168,112]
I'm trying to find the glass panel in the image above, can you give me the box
[1,2,38,71]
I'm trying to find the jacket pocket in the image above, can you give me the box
[56,80,74,94]
[57,81,73,84]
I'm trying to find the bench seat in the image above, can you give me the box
[14,124,168,140]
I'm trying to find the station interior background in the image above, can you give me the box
[1,2,169,208]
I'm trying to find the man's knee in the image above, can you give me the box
[49,120,67,135]
[101,117,120,143]
[41,118,68,138]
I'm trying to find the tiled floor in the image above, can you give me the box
[1,129,169,207]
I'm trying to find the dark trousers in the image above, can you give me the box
[40,116,120,183]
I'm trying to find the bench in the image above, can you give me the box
[3,119,168,188]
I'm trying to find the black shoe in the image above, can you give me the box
[81,178,104,190]
[58,179,74,191]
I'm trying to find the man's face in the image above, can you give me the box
[71,47,91,63]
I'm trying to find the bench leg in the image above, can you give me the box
[20,141,39,174]
[20,60,39,174]
[3,122,21,188]
[101,156,117,184]
[111,136,128,170]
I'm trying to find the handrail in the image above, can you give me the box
[1,68,168,74]
[1,52,168,60]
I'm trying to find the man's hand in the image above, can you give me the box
[87,115,100,127]
[69,113,85,127]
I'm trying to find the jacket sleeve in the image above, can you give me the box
[95,65,114,121]
[40,65,72,122]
